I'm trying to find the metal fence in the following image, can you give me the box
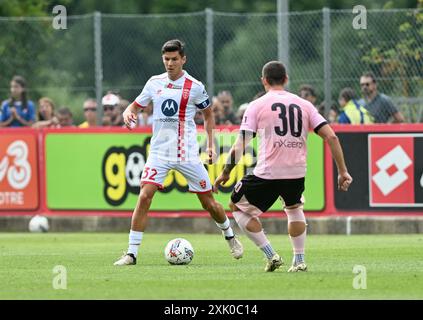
[0,8,422,123]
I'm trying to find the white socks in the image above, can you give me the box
[215,217,235,238]
[127,230,143,257]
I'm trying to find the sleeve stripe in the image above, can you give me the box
[133,100,146,108]
[314,121,328,134]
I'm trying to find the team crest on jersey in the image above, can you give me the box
[161,99,179,116]
[199,179,207,189]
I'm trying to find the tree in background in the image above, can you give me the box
[361,0,422,97]
[0,0,419,123]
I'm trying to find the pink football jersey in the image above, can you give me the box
[240,89,327,179]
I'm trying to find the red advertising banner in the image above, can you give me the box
[0,132,39,210]
[369,134,417,207]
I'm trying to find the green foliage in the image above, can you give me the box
[0,0,419,118]
[0,0,49,16]
[361,0,422,97]
[215,16,276,104]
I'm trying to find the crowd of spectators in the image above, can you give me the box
[298,71,405,125]
[0,72,407,130]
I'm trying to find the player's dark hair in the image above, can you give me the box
[361,71,376,83]
[299,84,317,98]
[161,39,185,57]
[339,87,356,102]
[9,75,28,110]
[262,61,287,86]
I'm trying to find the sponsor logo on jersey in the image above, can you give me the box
[159,118,179,122]
[273,139,304,149]
[166,83,182,89]
[161,99,179,117]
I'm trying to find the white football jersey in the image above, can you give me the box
[134,71,210,162]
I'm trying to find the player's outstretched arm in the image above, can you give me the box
[213,130,253,192]
[122,102,139,130]
[317,124,353,191]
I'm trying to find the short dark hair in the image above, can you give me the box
[299,84,317,98]
[161,39,185,57]
[339,87,356,101]
[262,61,287,86]
[361,71,376,83]
[57,107,73,117]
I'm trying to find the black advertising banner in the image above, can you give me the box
[414,137,423,205]
[334,132,423,211]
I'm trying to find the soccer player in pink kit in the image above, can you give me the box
[214,61,353,272]
[114,39,243,266]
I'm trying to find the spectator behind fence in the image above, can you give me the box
[337,87,373,125]
[56,107,74,127]
[101,93,121,126]
[79,98,97,128]
[236,103,249,124]
[217,90,239,124]
[0,75,35,127]
[114,98,128,127]
[299,84,318,109]
[318,102,339,124]
[359,71,404,123]
[211,96,225,125]
[32,97,59,128]
[194,110,204,125]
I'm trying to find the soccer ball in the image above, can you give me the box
[28,215,49,233]
[164,238,194,265]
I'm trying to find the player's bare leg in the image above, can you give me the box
[197,192,243,259]
[285,204,307,272]
[230,202,282,272]
[114,183,158,266]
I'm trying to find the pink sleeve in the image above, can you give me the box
[240,102,258,133]
[307,102,327,132]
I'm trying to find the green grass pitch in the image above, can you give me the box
[0,233,422,299]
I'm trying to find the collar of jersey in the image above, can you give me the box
[269,88,286,93]
[167,70,187,83]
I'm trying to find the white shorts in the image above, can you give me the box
[140,159,212,193]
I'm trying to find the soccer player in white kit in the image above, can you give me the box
[114,39,243,266]
[215,61,353,272]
